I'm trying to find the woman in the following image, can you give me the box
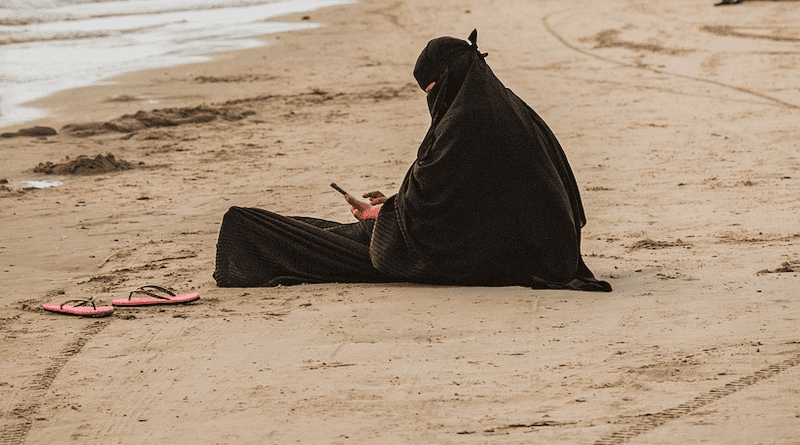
[213,30,611,292]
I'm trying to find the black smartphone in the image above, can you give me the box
[330,182,348,195]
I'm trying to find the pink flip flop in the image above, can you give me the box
[112,285,200,307]
[42,297,115,317]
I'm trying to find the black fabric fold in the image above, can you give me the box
[213,207,390,287]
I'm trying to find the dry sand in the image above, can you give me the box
[1,0,799,443]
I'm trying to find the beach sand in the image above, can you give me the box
[2,0,799,443]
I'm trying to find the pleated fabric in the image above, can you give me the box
[213,207,391,287]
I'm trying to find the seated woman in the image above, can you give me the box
[213,30,611,292]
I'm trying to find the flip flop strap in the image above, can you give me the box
[136,285,177,297]
[60,297,97,309]
[128,289,173,301]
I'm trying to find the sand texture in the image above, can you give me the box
[1,0,799,443]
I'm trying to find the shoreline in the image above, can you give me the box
[0,1,353,132]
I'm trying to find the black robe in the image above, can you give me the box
[213,209,388,287]
[369,31,609,291]
[213,31,610,292]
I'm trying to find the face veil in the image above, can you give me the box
[413,29,486,117]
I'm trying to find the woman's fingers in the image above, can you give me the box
[369,196,388,205]
[363,190,387,205]
[345,193,384,220]
[362,190,385,199]
[351,204,382,220]
[344,194,369,210]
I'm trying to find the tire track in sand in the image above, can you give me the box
[0,320,109,445]
[593,348,800,444]
[542,10,800,111]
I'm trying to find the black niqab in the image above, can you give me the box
[372,30,610,290]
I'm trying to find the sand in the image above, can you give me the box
[1,0,799,443]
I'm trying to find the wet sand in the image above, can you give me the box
[1,0,799,443]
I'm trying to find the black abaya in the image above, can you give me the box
[213,30,611,292]
[369,30,611,291]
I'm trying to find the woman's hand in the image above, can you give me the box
[345,194,382,220]
[362,190,388,206]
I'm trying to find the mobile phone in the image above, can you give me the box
[330,182,348,195]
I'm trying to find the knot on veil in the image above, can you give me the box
[467,29,488,59]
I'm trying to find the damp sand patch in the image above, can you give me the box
[34,153,137,175]
[61,105,255,137]
[1,178,62,196]
[627,238,693,250]
[757,260,800,275]
[1,126,58,138]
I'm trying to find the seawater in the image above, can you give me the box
[0,0,351,127]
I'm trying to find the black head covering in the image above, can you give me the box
[413,30,487,117]
[371,30,610,291]
[412,29,485,91]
